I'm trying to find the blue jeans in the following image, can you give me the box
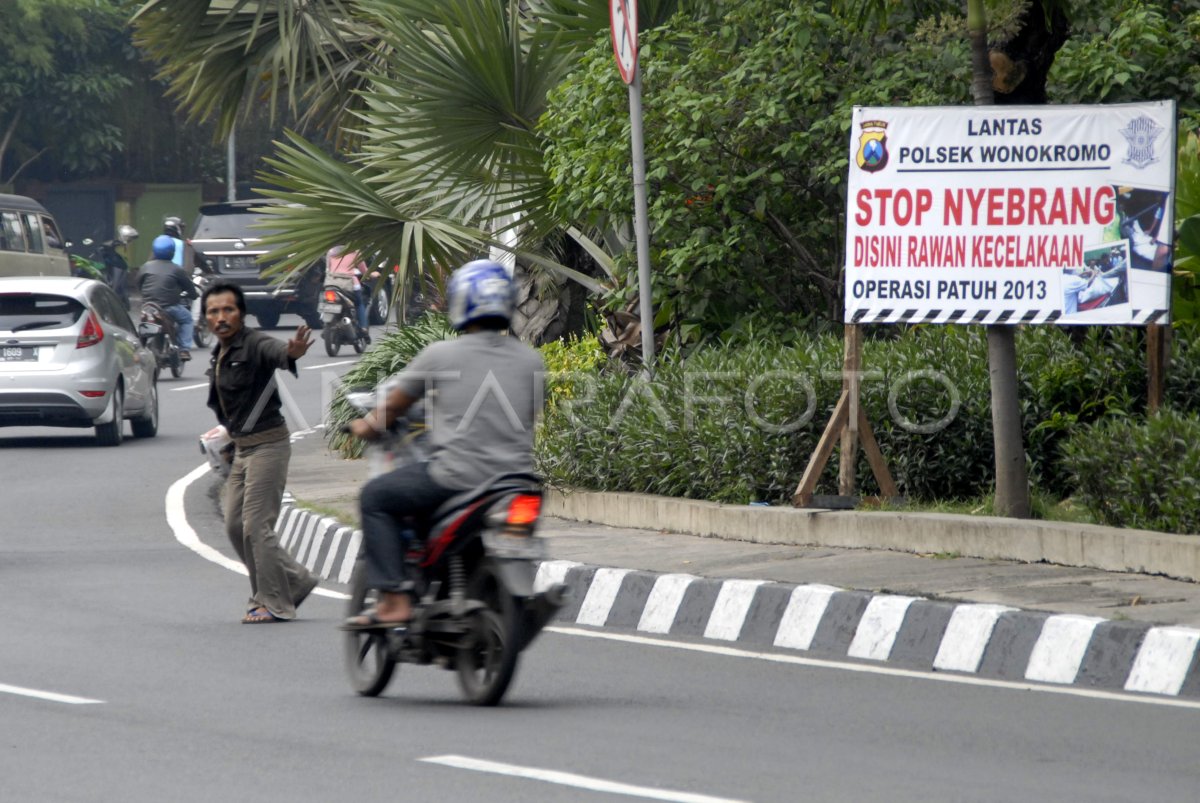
[163,304,194,350]
[360,462,457,593]
[353,286,369,330]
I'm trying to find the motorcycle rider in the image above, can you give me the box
[162,215,195,269]
[326,244,374,342]
[102,224,138,309]
[138,234,199,360]
[342,259,544,630]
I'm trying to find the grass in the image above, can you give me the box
[863,489,1099,526]
[293,499,359,528]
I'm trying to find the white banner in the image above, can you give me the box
[844,101,1176,325]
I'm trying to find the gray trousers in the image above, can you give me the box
[225,436,318,619]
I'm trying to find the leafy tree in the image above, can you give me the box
[0,0,134,183]
[542,0,976,342]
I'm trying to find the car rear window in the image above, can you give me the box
[0,293,86,332]
[193,210,280,240]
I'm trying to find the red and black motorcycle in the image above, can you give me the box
[341,390,566,706]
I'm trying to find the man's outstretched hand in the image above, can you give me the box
[287,324,315,359]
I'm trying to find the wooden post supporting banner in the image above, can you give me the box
[1147,323,1168,414]
[793,324,899,508]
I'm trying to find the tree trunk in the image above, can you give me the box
[969,0,1031,518]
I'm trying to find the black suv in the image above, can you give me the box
[190,201,324,329]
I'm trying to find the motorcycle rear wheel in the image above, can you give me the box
[344,560,396,697]
[457,562,522,706]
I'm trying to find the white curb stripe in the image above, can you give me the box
[638,574,698,634]
[534,560,581,594]
[279,508,300,547]
[848,595,919,661]
[337,530,362,584]
[704,580,766,641]
[296,516,317,564]
[1125,626,1200,696]
[1025,615,1105,684]
[304,517,334,570]
[934,604,1015,673]
[321,526,350,579]
[773,584,839,651]
[576,568,632,626]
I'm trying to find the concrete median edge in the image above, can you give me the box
[543,489,1200,584]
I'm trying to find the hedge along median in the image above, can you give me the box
[536,324,1200,535]
[325,317,1200,537]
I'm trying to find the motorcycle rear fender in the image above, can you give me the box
[491,557,537,598]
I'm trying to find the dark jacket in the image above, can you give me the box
[138,258,198,307]
[206,327,298,437]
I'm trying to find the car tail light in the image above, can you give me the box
[80,390,107,398]
[76,311,104,349]
[323,289,339,303]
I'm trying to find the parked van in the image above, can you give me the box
[0,194,71,278]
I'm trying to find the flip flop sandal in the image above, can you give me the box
[340,609,409,631]
[243,608,285,624]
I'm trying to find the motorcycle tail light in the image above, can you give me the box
[323,289,339,303]
[76,311,104,349]
[506,494,541,526]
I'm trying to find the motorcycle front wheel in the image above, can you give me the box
[344,560,396,697]
[193,322,212,348]
[457,562,522,706]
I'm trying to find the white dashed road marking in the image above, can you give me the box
[0,683,103,705]
[420,754,749,803]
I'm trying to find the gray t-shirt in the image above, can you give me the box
[394,331,545,490]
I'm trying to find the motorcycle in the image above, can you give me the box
[137,301,187,378]
[191,268,213,349]
[318,273,369,357]
[68,226,138,309]
[340,388,567,706]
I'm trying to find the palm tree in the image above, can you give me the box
[132,0,710,342]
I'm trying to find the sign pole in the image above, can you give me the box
[611,0,654,370]
[628,65,655,370]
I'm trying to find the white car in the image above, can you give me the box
[0,276,158,445]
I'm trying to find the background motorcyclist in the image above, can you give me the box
[162,215,197,270]
[342,259,545,630]
[139,234,199,359]
[326,245,375,341]
[102,224,138,310]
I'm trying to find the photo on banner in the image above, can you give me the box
[843,101,1177,326]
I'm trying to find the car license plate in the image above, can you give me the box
[220,255,257,271]
[1,346,36,361]
[317,302,342,315]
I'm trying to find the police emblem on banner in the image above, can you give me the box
[856,120,889,173]
[1120,115,1163,169]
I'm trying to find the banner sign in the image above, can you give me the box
[844,101,1177,325]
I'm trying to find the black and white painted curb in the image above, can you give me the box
[277,497,1200,700]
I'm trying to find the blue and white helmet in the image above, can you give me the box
[446,259,515,330]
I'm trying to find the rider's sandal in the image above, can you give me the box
[340,609,409,631]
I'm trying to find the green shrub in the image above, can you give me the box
[325,314,455,458]
[1062,409,1200,534]
[536,325,1200,505]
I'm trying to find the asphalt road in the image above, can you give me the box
[3,318,1199,802]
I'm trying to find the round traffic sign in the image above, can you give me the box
[610,0,638,84]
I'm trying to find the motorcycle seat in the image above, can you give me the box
[431,471,543,522]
